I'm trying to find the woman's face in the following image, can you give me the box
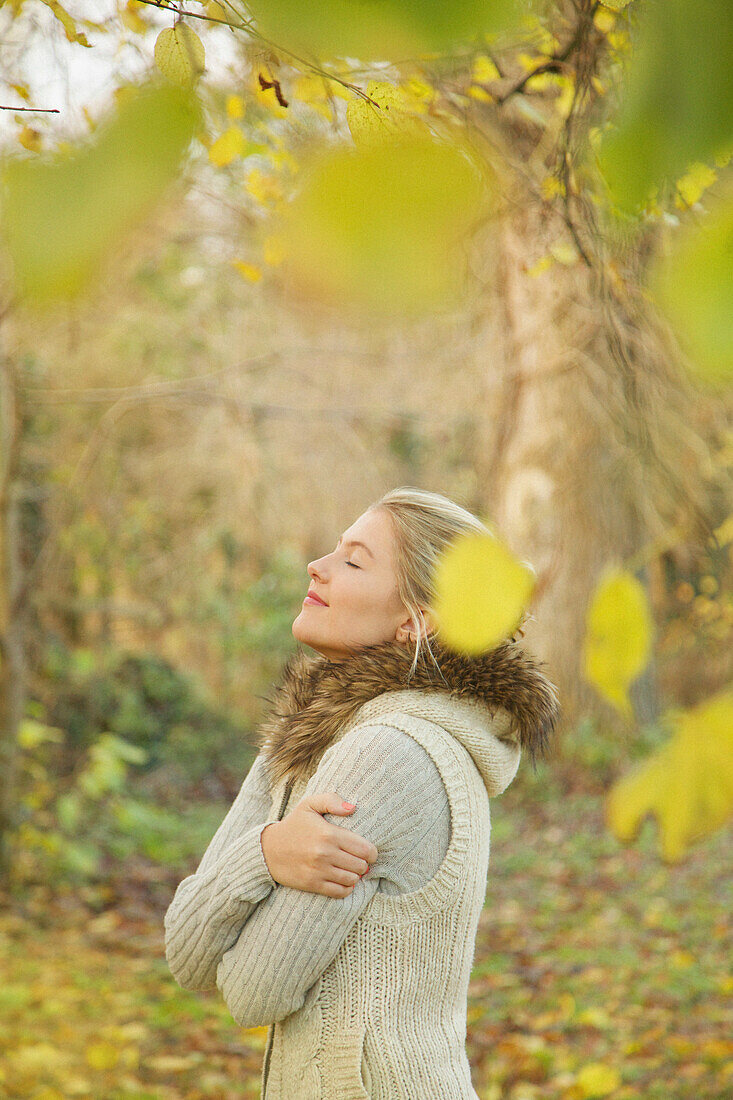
[292,507,413,660]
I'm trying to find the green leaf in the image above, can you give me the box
[599,0,733,211]
[648,181,733,391]
[278,132,492,317]
[0,80,200,305]
[243,0,528,63]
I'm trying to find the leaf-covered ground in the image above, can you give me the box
[0,787,730,1100]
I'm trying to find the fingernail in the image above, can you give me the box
[342,801,356,810]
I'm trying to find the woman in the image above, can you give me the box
[164,487,560,1099]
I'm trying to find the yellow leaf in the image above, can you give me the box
[346,81,430,149]
[121,1,149,35]
[600,0,633,9]
[713,514,733,546]
[11,1043,71,1073]
[576,1062,621,1098]
[549,241,579,265]
[432,531,535,654]
[85,1041,119,1070]
[675,161,717,208]
[232,260,262,282]
[208,126,246,167]
[469,86,494,103]
[10,83,31,101]
[526,254,554,277]
[226,94,245,119]
[18,125,42,152]
[593,7,616,33]
[582,567,653,717]
[39,0,91,46]
[263,234,286,265]
[154,24,205,86]
[246,168,284,207]
[541,175,565,201]
[251,70,289,118]
[472,54,500,83]
[606,688,733,861]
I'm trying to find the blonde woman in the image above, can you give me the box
[164,487,560,1099]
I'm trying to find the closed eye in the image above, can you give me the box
[345,561,360,569]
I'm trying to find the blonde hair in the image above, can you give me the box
[370,486,534,677]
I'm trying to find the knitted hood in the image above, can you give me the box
[257,638,561,792]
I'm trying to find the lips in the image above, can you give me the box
[304,590,328,606]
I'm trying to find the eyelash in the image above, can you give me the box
[345,560,360,569]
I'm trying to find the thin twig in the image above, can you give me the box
[134,0,380,104]
[0,105,59,113]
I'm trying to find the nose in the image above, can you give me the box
[307,556,327,582]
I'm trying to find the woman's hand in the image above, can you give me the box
[260,793,378,898]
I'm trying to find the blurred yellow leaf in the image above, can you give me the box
[347,81,430,148]
[583,566,653,718]
[226,93,245,119]
[246,168,284,207]
[675,161,717,208]
[121,1,149,35]
[263,234,286,265]
[472,54,500,83]
[549,240,579,265]
[606,688,733,862]
[432,530,535,654]
[208,126,246,167]
[232,261,262,282]
[599,0,632,9]
[85,1041,119,1070]
[526,254,554,277]
[146,1054,196,1072]
[11,1043,71,1073]
[576,1061,621,1098]
[154,24,205,86]
[649,180,733,391]
[278,133,491,316]
[0,81,199,305]
[18,125,42,153]
[713,513,733,546]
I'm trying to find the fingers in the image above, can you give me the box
[303,792,356,817]
[330,849,370,877]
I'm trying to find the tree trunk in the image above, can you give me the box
[0,333,26,883]
[471,193,712,734]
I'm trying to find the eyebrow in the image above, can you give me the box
[337,535,375,560]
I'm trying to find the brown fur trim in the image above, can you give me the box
[256,638,561,789]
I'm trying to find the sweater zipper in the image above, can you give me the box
[262,776,294,1100]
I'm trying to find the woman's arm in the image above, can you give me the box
[164,750,281,991]
[215,722,450,1028]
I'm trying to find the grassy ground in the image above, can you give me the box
[0,777,730,1100]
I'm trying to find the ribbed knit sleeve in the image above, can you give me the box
[164,750,280,992]
[215,721,450,1028]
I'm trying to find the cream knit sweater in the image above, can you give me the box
[164,688,524,1099]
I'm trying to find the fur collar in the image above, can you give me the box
[257,638,561,789]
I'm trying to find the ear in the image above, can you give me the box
[394,606,438,644]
